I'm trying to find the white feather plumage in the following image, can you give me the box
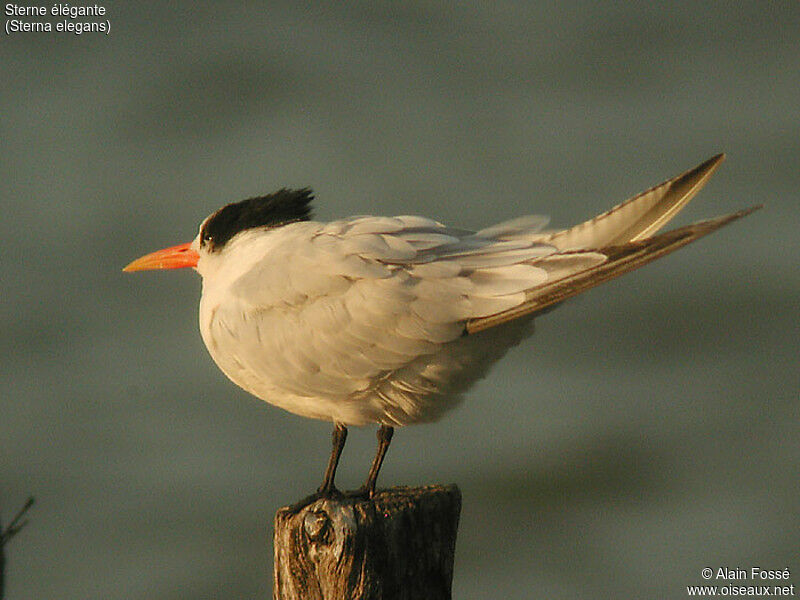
[188,154,754,427]
[198,216,553,425]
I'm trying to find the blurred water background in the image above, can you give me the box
[1,2,798,598]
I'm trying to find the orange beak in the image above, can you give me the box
[123,242,199,272]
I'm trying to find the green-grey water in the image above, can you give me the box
[2,3,798,598]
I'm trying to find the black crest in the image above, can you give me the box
[200,188,314,251]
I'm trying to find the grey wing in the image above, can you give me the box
[467,152,759,334]
[541,153,726,250]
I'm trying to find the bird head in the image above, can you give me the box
[123,188,314,274]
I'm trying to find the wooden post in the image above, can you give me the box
[273,485,461,600]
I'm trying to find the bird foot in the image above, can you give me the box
[285,485,344,513]
[315,484,344,500]
[344,485,376,500]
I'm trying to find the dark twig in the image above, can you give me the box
[1,497,35,545]
[1,497,35,600]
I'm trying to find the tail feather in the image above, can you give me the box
[543,154,726,250]
[466,205,761,334]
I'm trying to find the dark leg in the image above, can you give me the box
[360,424,394,498]
[318,423,347,497]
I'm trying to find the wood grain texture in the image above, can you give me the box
[273,485,461,600]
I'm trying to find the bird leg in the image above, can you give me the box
[358,424,394,498]
[318,423,347,497]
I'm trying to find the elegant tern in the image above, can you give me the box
[124,154,759,498]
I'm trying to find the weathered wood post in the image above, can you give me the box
[273,485,461,600]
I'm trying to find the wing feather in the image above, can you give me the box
[543,154,725,250]
[475,215,550,240]
[467,207,761,333]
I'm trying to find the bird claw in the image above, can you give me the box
[315,484,344,500]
